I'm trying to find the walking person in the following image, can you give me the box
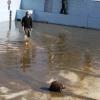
[60,0,67,14]
[21,11,33,38]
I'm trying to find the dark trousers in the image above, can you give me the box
[60,6,67,14]
[24,28,31,37]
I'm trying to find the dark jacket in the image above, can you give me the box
[22,16,32,29]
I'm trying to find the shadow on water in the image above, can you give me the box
[40,87,96,100]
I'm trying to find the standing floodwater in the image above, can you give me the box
[0,21,100,100]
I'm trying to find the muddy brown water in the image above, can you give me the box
[0,21,100,100]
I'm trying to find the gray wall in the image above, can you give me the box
[21,0,45,11]
[15,0,100,29]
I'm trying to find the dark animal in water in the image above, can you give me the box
[49,81,65,92]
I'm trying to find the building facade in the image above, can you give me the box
[0,0,100,29]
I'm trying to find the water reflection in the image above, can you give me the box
[84,49,92,68]
[47,33,67,67]
[73,49,93,92]
[55,34,67,66]
[6,30,10,41]
[20,39,31,72]
[80,49,92,81]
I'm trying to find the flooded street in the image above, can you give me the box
[0,21,100,100]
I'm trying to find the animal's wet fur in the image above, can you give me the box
[49,81,65,92]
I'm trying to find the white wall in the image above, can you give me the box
[0,0,21,22]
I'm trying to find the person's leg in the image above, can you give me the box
[64,7,67,14]
[24,28,28,36]
[60,8,63,14]
[27,29,30,37]
[24,29,27,35]
[24,28,29,42]
[24,28,30,37]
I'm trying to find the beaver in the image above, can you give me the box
[49,81,65,92]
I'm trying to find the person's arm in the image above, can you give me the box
[30,17,32,29]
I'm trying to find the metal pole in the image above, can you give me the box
[7,0,12,31]
[9,10,12,30]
